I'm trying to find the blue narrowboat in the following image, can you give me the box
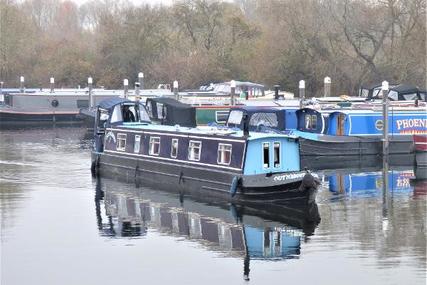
[294,107,427,157]
[91,98,319,202]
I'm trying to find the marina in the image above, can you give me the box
[0,0,425,283]
[0,127,425,284]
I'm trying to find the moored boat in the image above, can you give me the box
[91,99,319,202]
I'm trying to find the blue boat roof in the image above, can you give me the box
[117,123,298,141]
[98,97,133,110]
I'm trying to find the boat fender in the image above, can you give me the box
[230,176,239,197]
[51,99,59,107]
[91,155,100,177]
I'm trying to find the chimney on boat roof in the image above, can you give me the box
[50,77,55,93]
[274,85,280,100]
[88,77,94,108]
[324,77,331,97]
[19,76,24,93]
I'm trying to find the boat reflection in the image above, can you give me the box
[94,177,320,279]
[326,168,420,198]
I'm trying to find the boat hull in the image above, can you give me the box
[0,110,82,128]
[93,151,315,202]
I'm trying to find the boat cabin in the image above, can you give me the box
[296,108,330,134]
[360,83,426,101]
[327,109,427,136]
[145,97,196,127]
[226,106,298,132]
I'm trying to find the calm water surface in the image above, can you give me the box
[1,127,426,285]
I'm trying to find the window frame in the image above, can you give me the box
[188,140,202,161]
[262,142,270,169]
[149,136,161,156]
[116,133,127,151]
[217,143,232,166]
[134,135,141,153]
[273,141,281,168]
[171,138,179,158]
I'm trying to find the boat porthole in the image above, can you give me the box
[51,99,59,107]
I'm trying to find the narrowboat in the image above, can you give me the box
[91,98,319,202]
[0,89,122,127]
[295,107,427,157]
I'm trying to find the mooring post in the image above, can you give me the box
[324,76,331,97]
[173,80,179,100]
[88,77,93,108]
[20,76,24,93]
[381,154,389,231]
[274,85,280,100]
[230,80,236,106]
[0,81,3,94]
[299,80,305,109]
[382,81,389,157]
[123,79,129,99]
[50,77,55,93]
[139,72,144,91]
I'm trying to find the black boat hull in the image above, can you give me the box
[93,151,315,202]
[0,110,82,128]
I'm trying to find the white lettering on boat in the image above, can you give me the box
[396,119,427,130]
[273,173,305,181]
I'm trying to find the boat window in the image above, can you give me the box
[156,103,165,119]
[305,115,311,129]
[372,88,381,98]
[171,138,178,158]
[116,133,127,151]
[311,115,317,129]
[388,90,398,101]
[273,142,280,168]
[215,111,229,124]
[402,93,418,101]
[188,141,202,161]
[146,102,153,117]
[111,105,123,123]
[134,135,141,153]
[249,113,278,128]
[420,92,426,101]
[359,88,369,97]
[149,137,161,155]
[217,143,232,165]
[227,110,243,126]
[123,105,137,122]
[263,142,270,168]
[139,105,151,122]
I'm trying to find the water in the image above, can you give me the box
[0,127,426,285]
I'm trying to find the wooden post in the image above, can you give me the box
[0,81,3,94]
[382,80,389,157]
[230,80,236,106]
[19,76,24,93]
[88,77,93,108]
[173,80,179,100]
[123,79,129,99]
[50,77,55,93]
[324,76,331,97]
[299,80,305,109]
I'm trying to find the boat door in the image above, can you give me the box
[94,107,109,152]
[337,114,346,135]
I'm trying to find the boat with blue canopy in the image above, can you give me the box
[91,98,319,202]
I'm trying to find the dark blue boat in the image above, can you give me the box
[91,99,319,202]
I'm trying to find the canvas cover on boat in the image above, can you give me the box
[146,97,196,127]
[98,97,133,111]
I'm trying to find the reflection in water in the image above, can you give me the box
[94,176,321,279]
[1,127,426,284]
